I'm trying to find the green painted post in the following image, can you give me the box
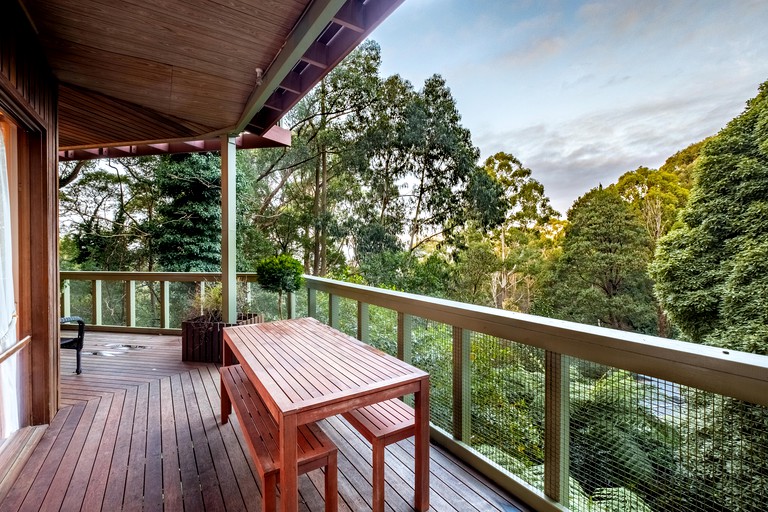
[357,302,369,343]
[329,293,339,328]
[453,326,472,442]
[545,351,570,507]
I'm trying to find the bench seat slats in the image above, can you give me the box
[343,398,415,442]
[220,364,338,511]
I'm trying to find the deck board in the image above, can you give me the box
[0,331,529,512]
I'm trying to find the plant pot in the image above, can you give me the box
[181,313,263,363]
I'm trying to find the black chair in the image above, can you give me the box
[60,316,85,374]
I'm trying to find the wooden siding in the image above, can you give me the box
[0,332,529,511]
[1,1,60,425]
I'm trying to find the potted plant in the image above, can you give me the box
[181,281,262,363]
[254,254,304,319]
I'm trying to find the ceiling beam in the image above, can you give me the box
[246,0,406,136]
[232,0,348,134]
[59,127,291,162]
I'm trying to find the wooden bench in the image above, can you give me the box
[220,364,338,512]
[342,398,416,512]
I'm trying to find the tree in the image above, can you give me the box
[537,187,657,333]
[255,254,304,319]
[59,157,161,271]
[613,166,688,249]
[154,153,222,272]
[651,81,768,512]
[613,165,689,337]
[403,75,481,251]
[482,152,557,311]
[652,80,768,352]
[658,138,708,190]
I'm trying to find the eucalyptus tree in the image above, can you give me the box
[481,152,557,311]
[59,157,161,271]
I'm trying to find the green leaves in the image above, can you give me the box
[254,254,304,295]
[652,79,768,352]
[537,187,657,333]
[154,153,222,272]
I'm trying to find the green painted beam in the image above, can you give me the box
[233,0,348,134]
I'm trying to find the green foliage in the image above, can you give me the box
[255,255,304,295]
[652,80,768,351]
[535,187,657,333]
[154,153,222,272]
[658,138,708,189]
[681,397,768,512]
[59,157,161,271]
[613,166,689,247]
[570,370,680,507]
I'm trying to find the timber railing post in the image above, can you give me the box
[357,301,369,343]
[308,287,317,319]
[61,279,71,318]
[329,293,339,328]
[544,351,570,507]
[92,280,102,326]
[397,312,413,364]
[160,281,170,329]
[452,326,472,442]
[125,280,136,327]
[287,291,296,319]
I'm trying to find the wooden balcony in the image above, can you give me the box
[0,331,528,512]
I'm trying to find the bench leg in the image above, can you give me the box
[325,452,338,512]
[263,473,277,512]
[75,348,82,374]
[372,440,385,512]
[221,376,231,424]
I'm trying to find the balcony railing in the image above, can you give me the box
[60,271,768,512]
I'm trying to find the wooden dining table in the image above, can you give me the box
[222,317,430,512]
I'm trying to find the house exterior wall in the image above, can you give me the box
[1,0,60,424]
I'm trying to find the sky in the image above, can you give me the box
[370,0,768,215]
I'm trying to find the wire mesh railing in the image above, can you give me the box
[303,275,768,512]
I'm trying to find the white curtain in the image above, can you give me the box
[0,126,20,438]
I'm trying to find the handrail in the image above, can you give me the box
[59,271,264,334]
[304,275,768,407]
[60,271,259,282]
[0,335,32,365]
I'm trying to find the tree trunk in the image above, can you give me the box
[408,167,427,252]
[312,157,321,275]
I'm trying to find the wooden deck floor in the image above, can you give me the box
[0,332,528,511]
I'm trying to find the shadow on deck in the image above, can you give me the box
[0,332,529,511]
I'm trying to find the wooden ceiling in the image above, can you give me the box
[19,0,404,156]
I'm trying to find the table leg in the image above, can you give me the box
[279,413,299,512]
[414,377,430,511]
[222,336,234,366]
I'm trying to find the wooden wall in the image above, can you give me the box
[1,1,60,424]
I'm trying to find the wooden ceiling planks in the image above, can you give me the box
[58,85,214,148]
[18,0,406,152]
[21,0,311,147]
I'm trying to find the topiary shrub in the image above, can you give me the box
[255,254,304,319]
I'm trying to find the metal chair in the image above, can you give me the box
[60,316,85,374]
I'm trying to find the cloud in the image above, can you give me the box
[497,36,566,68]
[474,82,758,215]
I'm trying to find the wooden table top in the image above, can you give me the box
[223,317,428,418]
